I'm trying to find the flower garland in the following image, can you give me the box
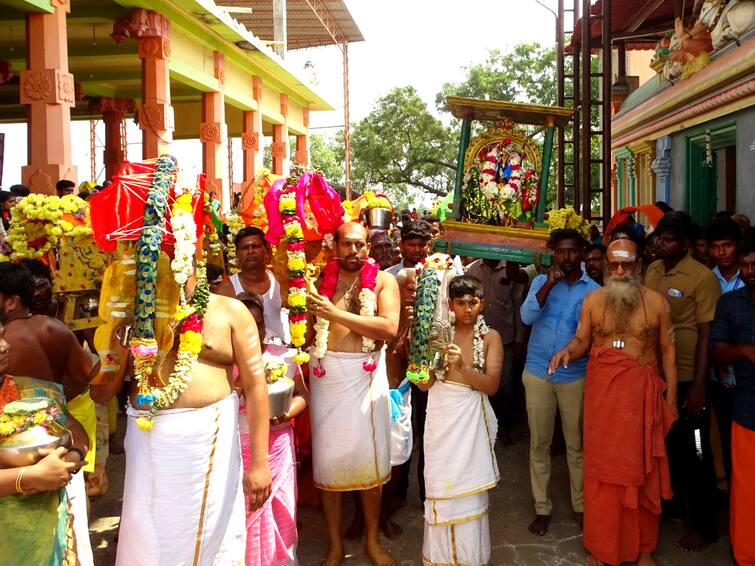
[312,257,379,376]
[279,185,310,365]
[0,400,60,438]
[170,184,197,294]
[453,316,489,372]
[131,155,176,409]
[463,141,540,225]
[135,268,210,431]
[225,212,245,274]
[5,194,90,260]
[264,356,288,383]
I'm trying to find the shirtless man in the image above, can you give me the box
[216,226,288,343]
[0,261,95,564]
[549,240,677,566]
[307,222,400,566]
[92,269,272,565]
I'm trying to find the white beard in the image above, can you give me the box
[604,273,642,331]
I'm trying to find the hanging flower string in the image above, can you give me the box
[312,257,380,376]
[225,212,245,274]
[132,155,176,408]
[279,184,310,366]
[135,266,210,431]
[169,184,197,301]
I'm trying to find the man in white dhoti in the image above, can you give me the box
[308,222,400,566]
[416,275,503,566]
[92,272,272,566]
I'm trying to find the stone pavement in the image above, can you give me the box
[91,420,734,565]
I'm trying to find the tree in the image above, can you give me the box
[309,133,344,186]
[436,43,557,111]
[349,86,457,197]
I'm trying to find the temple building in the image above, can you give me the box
[0,0,362,206]
[615,2,752,221]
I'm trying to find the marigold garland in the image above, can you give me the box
[135,268,210,431]
[225,212,245,274]
[279,183,310,365]
[4,194,91,261]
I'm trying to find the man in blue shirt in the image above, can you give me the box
[705,217,744,489]
[520,228,600,536]
[710,238,755,565]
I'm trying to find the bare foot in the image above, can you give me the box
[321,546,345,566]
[344,516,364,542]
[365,540,395,566]
[572,511,584,531]
[586,554,603,566]
[528,514,551,536]
[677,530,713,552]
[637,551,656,566]
[380,518,403,540]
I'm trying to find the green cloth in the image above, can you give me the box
[0,490,74,565]
[0,376,75,565]
[435,192,454,222]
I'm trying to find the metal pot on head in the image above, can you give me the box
[367,207,392,229]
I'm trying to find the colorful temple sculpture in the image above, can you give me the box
[569,0,755,223]
[0,0,362,207]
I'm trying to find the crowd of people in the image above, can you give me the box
[0,183,753,566]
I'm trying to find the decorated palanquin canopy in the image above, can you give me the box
[438,97,573,266]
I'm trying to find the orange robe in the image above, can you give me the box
[731,421,755,566]
[583,348,674,565]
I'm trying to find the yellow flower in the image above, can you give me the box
[179,330,203,355]
[294,350,310,365]
[288,294,306,308]
[0,421,15,436]
[136,416,155,431]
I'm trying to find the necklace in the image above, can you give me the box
[312,258,379,375]
[435,316,489,382]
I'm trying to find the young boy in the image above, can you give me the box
[418,275,504,565]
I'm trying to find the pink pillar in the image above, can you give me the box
[98,98,134,179]
[20,0,77,193]
[134,11,173,159]
[201,90,226,205]
[240,76,263,209]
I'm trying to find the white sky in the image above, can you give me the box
[0,0,557,187]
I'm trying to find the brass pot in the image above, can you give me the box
[367,207,392,229]
[0,421,72,468]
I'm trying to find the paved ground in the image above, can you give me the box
[91,419,734,565]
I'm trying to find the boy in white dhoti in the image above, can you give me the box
[416,275,503,566]
[308,222,400,566]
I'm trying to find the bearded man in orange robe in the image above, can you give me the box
[549,239,678,566]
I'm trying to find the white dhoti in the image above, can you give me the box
[389,378,413,467]
[310,350,391,490]
[66,470,94,566]
[116,394,246,566]
[422,381,499,566]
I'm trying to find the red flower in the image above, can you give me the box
[313,367,326,378]
[182,314,203,334]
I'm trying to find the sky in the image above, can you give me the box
[0,0,557,187]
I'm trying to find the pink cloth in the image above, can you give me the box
[238,405,298,566]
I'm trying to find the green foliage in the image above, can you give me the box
[349,86,457,197]
[309,133,344,186]
[436,44,557,111]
